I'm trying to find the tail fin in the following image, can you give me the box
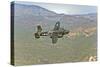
[34,25,42,39]
[37,25,42,33]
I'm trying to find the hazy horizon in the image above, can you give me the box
[14,1,97,15]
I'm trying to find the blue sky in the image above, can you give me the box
[15,1,97,15]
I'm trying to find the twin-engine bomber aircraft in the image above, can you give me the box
[34,21,70,44]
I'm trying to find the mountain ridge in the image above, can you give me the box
[14,3,57,16]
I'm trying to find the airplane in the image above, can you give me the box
[34,21,70,44]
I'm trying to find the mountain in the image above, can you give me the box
[14,3,57,16]
[60,13,97,29]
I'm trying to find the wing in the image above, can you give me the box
[51,32,58,44]
[53,21,60,30]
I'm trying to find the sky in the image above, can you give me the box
[15,1,97,15]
